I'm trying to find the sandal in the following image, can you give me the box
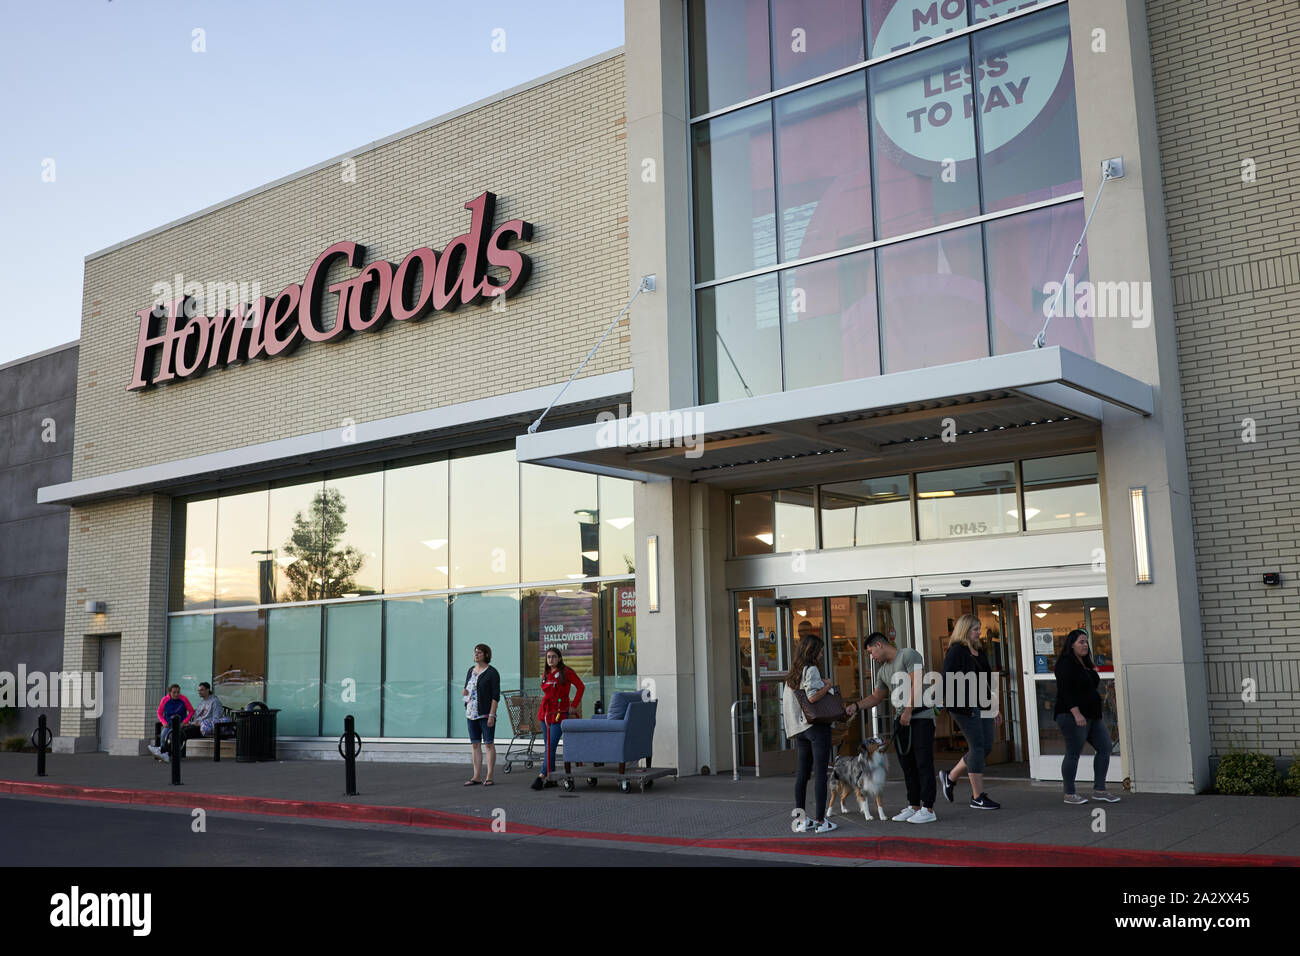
[483,780,495,786]
[463,779,482,786]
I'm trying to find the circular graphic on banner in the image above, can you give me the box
[872,1,1069,164]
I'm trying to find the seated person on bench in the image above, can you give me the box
[185,682,225,738]
[149,684,194,758]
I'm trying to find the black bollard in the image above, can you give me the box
[32,714,53,777]
[338,714,361,796]
[594,699,604,716]
[169,714,182,786]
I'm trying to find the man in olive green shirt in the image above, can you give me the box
[847,633,937,823]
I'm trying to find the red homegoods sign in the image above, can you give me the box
[128,191,532,390]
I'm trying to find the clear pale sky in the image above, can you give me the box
[0,0,624,365]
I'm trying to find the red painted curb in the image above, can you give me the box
[4,779,1297,867]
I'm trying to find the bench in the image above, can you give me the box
[153,719,238,761]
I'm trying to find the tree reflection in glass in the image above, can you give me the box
[281,487,366,601]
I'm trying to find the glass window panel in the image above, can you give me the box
[265,605,321,737]
[971,0,1041,25]
[867,0,967,58]
[820,475,912,547]
[606,582,638,696]
[269,477,325,603]
[775,487,817,551]
[322,470,384,598]
[214,488,268,608]
[733,492,775,555]
[973,5,1080,212]
[383,457,449,594]
[987,202,1092,358]
[771,0,865,94]
[692,103,777,282]
[697,274,781,404]
[598,476,635,576]
[522,586,597,717]
[1022,452,1101,531]
[869,36,980,238]
[171,497,216,611]
[916,463,1017,540]
[878,224,987,372]
[521,465,599,583]
[780,250,879,389]
[449,448,519,588]
[688,0,771,116]
[322,602,381,739]
[167,614,214,693]
[384,597,448,738]
[212,610,266,711]
[450,590,520,737]
[775,73,873,262]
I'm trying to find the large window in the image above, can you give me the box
[689,1,1086,402]
[732,451,1099,555]
[166,447,635,738]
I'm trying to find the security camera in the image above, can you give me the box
[960,579,971,588]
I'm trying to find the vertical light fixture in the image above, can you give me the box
[646,534,660,613]
[1129,486,1152,584]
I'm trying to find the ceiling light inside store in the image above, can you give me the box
[422,539,447,551]
[1038,603,1052,610]
[1035,612,1047,619]
[606,517,633,530]
[918,491,954,498]
[581,551,600,561]
[755,532,774,545]
[435,566,448,575]
[796,609,807,617]
[566,574,586,579]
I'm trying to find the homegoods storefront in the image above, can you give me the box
[43,51,639,758]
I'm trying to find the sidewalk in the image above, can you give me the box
[3,753,1298,866]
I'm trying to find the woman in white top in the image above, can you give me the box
[782,633,838,834]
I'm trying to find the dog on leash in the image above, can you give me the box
[828,737,889,822]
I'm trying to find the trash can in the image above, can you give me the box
[233,702,281,762]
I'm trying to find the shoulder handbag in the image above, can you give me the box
[795,669,847,724]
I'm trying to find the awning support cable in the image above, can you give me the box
[528,275,656,434]
[1033,160,1121,349]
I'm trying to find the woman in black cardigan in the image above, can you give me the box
[1054,629,1119,804]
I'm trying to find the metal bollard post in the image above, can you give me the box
[169,714,182,786]
[337,714,362,796]
[32,714,53,777]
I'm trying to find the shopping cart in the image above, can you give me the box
[502,691,546,774]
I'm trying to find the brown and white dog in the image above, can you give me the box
[828,736,889,822]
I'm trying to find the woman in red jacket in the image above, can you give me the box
[531,648,584,791]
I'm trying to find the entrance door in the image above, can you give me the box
[1020,592,1121,783]
[921,594,1026,765]
[98,636,120,752]
[747,596,796,776]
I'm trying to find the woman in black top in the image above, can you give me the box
[937,614,1003,811]
[1054,629,1119,804]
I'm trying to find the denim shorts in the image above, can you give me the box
[467,717,495,744]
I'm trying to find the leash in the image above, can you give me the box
[887,719,912,757]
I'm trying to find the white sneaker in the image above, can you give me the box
[793,818,812,833]
[160,752,169,762]
[907,807,937,824]
[147,745,161,757]
[891,807,918,822]
[814,819,839,834]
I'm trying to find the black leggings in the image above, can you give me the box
[794,723,832,822]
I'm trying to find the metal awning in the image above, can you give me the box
[515,348,1152,488]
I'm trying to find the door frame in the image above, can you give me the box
[1018,586,1122,783]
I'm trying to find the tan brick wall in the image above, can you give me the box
[59,495,169,743]
[73,53,629,482]
[1147,0,1300,758]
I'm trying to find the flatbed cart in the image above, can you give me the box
[502,691,546,774]
[549,760,678,794]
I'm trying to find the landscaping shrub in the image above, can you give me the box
[1215,751,1283,795]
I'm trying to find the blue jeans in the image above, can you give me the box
[951,711,994,774]
[1056,713,1111,794]
[542,721,563,775]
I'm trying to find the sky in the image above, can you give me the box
[0,0,624,365]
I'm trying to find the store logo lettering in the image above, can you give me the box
[128,192,533,391]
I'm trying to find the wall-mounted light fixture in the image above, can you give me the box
[646,534,660,613]
[1129,487,1152,584]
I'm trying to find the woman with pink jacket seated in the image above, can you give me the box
[149,684,194,758]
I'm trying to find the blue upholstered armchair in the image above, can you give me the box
[562,691,657,772]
